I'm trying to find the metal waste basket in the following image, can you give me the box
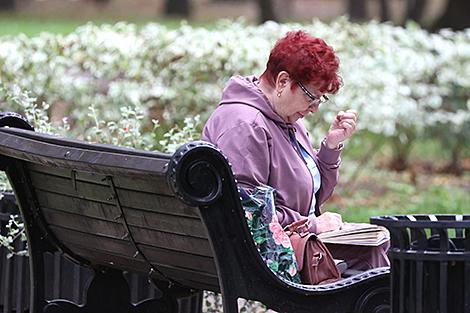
[371,214,470,313]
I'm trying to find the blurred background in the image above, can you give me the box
[1,0,469,33]
[0,0,469,220]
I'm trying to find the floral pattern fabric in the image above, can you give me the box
[240,186,301,283]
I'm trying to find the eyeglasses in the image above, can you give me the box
[297,82,329,109]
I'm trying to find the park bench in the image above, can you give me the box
[0,112,390,313]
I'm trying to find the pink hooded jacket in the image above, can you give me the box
[202,75,342,233]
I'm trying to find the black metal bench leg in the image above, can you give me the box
[7,162,49,313]
[218,274,239,313]
[222,295,238,313]
[43,268,130,313]
[43,301,82,313]
[85,268,132,313]
[43,268,204,313]
[25,227,49,313]
[138,280,203,313]
[219,287,239,313]
[354,286,390,313]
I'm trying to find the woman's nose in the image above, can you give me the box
[308,104,318,113]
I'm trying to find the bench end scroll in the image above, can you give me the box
[167,141,230,207]
[0,112,34,130]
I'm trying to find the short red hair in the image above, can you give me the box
[260,31,341,94]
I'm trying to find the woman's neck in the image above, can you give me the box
[257,78,287,122]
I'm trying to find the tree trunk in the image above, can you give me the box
[433,0,470,31]
[440,134,464,176]
[0,0,15,10]
[257,0,278,23]
[88,0,111,7]
[446,145,463,176]
[389,127,416,172]
[405,0,427,23]
[348,0,367,21]
[379,0,390,22]
[164,0,191,17]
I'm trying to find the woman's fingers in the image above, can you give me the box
[316,212,343,233]
[338,111,357,122]
[340,120,356,133]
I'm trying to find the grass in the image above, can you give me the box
[325,160,469,223]
[331,132,469,222]
[0,15,85,36]
[0,14,214,37]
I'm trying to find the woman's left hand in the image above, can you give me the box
[325,109,357,149]
[314,212,343,234]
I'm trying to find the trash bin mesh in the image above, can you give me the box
[371,214,470,313]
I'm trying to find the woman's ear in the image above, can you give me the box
[276,71,290,92]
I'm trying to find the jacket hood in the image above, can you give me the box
[219,75,288,126]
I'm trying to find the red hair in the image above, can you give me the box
[260,31,341,94]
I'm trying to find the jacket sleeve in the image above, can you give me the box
[314,140,342,214]
[276,203,317,232]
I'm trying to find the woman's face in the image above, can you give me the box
[274,76,325,123]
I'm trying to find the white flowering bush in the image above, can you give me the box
[0,214,27,258]
[0,172,10,193]
[0,83,201,257]
[1,18,468,169]
[0,85,63,257]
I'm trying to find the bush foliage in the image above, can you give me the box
[0,19,468,150]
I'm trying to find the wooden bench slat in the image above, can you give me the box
[0,127,170,176]
[27,163,174,196]
[36,192,208,238]
[68,245,220,289]
[44,209,213,257]
[49,225,217,275]
[29,171,199,218]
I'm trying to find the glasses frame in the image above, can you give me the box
[297,82,329,109]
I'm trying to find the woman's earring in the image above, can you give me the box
[277,91,282,97]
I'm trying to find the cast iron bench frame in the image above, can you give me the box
[0,112,390,313]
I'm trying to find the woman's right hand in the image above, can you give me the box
[313,212,343,234]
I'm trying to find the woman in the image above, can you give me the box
[202,31,389,272]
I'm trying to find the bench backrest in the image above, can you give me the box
[0,118,243,292]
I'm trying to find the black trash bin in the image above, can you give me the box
[371,214,470,313]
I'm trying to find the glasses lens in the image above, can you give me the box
[319,95,329,104]
[298,82,329,106]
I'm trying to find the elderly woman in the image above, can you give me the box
[202,31,389,273]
